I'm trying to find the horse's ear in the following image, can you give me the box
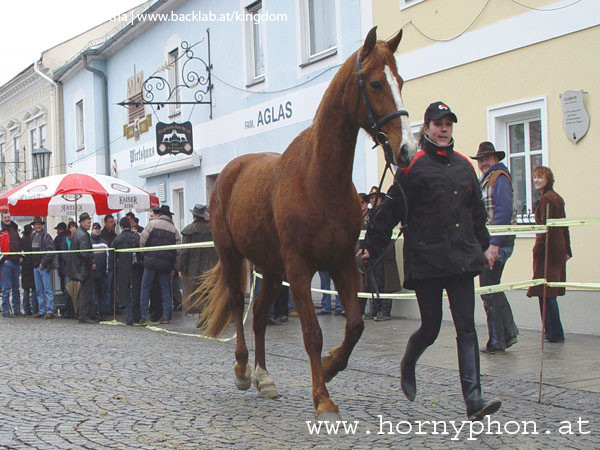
[386,29,403,54]
[361,26,378,59]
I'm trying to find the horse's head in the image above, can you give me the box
[353,27,418,168]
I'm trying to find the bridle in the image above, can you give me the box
[355,50,411,298]
[355,51,409,167]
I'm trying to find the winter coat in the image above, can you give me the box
[139,215,180,273]
[364,138,489,290]
[526,188,572,298]
[0,221,22,263]
[20,233,35,289]
[112,229,141,307]
[90,234,110,280]
[54,232,68,276]
[30,231,58,270]
[66,226,93,281]
[176,220,218,312]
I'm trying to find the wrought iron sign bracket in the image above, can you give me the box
[118,28,213,119]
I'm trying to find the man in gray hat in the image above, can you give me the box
[471,141,519,354]
[177,204,217,313]
[67,212,96,324]
[138,205,180,325]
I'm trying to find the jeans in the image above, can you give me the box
[1,260,21,314]
[94,276,108,315]
[538,297,565,342]
[319,271,341,312]
[34,267,54,315]
[480,246,518,349]
[140,268,172,320]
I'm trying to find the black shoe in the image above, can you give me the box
[374,314,391,322]
[468,398,502,422]
[400,333,428,402]
[316,310,331,316]
[505,336,518,349]
[13,312,23,317]
[480,346,505,355]
[78,318,97,324]
[2,312,13,318]
[333,310,343,316]
[268,317,282,326]
[458,332,502,420]
[278,315,288,323]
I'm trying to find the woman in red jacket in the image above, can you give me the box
[526,166,572,343]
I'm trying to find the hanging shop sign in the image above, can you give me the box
[560,90,589,144]
[156,121,194,155]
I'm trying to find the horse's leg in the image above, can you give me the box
[287,262,340,420]
[220,248,251,390]
[322,259,365,382]
[252,272,281,399]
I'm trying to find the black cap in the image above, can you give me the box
[92,222,102,229]
[79,212,91,222]
[424,101,458,123]
[54,222,67,231]
[153,204,174,216]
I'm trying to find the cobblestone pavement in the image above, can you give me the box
[1,314,598,449]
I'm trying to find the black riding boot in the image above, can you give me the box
[457,331,502,420]
[400,331,429,401]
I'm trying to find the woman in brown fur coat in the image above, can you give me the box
[526,166,572,342]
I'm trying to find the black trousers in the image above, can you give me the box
[412,275,477,346]
[77,276,95,321]
[480,259,518,348]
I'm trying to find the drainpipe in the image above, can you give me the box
[34,60,64,177]
[82,53,111,176]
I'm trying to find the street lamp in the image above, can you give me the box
[32,145,52,179]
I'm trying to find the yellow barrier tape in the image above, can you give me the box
[547,282,600,290]
[547,217,600,227]
[100,281,255,341]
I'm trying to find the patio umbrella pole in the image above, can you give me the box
[537,204,550,404]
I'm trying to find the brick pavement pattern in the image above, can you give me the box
[1,316,598,449]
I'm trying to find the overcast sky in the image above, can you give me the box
[0,0,145,86]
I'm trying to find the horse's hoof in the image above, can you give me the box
[254,367,279,399]
[234,364,252,390]
[317,410,342,423]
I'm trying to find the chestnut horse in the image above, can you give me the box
[194,27,417,419]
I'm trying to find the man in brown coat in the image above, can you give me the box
[177,204,218,313]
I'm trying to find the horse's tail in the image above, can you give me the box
[192,259,248,337]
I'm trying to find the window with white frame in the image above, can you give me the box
[76,100,85,150]
[12,135,22,184]
[168,48,181,117]
[300,0,337,65]
[488,97,548,218]
[0,141,5,188]
[245,1,264,84]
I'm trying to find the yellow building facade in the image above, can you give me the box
[372,0,599,286]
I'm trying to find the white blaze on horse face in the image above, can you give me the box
[384,65,418,160]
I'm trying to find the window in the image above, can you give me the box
[507,118,543,215]
[488,97,548,218]
[0,142,5,188]
[301,0,337,65]
[13,135,23,184]
[168,48,181,117]
[245,1,264,85]
[76,100,85,150]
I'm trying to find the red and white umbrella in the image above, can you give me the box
[0,173,159,217]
